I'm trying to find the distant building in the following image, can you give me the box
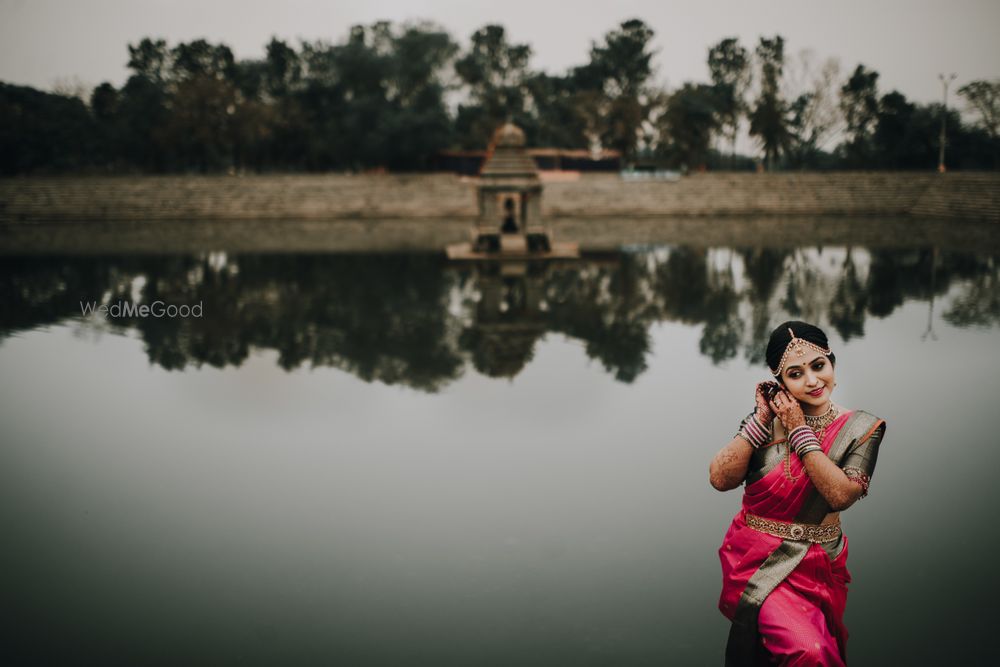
[433,148,621,175]
[474,122,546,255]
[446,122,578,261]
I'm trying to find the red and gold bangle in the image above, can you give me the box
[788,425,820,458]
[737,412,772,449]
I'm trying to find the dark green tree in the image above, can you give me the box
[127,38,170,84]
[296,39,348,169]
[873,90,916,168]
[958,79,1000,168]
[785,92,820,168]
[330,23,395,168]
[117,38,171,170]
[586,19,656,164]
[159,39,242,171]
[294,22,456,170]
[0,83,96,173]
[523,72,589,148]
[255,38,308,169]
[89,82,121,168]
[171,39,236,81]
[707,37,750,166]
[264,37,302,100]
[839,64,880,167]
[748,36,790,170]
[958,80,999,140]
[454,25,532,148]
[657,83,720,170]
[382,22,458,169]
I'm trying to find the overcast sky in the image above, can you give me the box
[1,0,997,107]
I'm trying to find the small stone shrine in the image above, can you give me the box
[447,122,578,260]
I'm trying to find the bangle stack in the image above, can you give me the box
[788,425,823,459]
[736,412,772,449]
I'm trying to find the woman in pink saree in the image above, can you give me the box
[709,321,886,666]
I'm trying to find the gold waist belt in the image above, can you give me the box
[745,512,841,543]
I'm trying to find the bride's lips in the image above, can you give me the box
[807,386,825,397]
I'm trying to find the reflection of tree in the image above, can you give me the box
[864,248,974,318]
[942,257,1000,327]
[827,248,868,340]
[0,254,465,392]
[1,246,997,390]
[699,253,743,363]
[241,254,465,390]
[134,256,250,370]
[656,247,713,323]
[741,248,792,364]
[779,251,833,323]
[0,255,142,333]
[867,250,908,317]
[544,254,655,382]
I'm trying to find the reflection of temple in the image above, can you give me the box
[461,264,549,378]
[447,122,579,261]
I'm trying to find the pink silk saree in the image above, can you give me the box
[718,410,885,666]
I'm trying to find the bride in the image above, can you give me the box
[709,321,886,666]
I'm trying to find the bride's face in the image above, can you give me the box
[780,353,836,410]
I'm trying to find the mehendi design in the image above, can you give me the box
[770,390,806,431]
[754,381,780,427]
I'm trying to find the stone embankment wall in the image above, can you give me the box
[1,172,997,223]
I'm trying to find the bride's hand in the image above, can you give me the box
[769,390,806,431]
[754,381,779,427]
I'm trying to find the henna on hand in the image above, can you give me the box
[754,381,780,426]
[769,390,805,431]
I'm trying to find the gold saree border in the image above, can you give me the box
[744,437,786,485]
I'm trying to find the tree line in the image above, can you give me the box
[1,19,997,175]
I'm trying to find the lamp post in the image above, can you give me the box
[938,73,956,173]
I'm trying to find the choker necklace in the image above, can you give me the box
[805,404,839,442]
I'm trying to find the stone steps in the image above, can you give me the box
[1,172,997,223]
[909,174,1000,221]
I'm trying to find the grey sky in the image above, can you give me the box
[1,0,997,106]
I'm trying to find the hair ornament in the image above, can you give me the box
[769,327,832,377]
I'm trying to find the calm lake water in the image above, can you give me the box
[1,244,998,665]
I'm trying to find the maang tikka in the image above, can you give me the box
[770,327,832,377]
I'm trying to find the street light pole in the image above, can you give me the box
[938,73,956,173]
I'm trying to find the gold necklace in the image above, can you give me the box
[784,404,839,481]
[805,404,839,442]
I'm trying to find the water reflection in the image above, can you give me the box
[2,243,1000,666]
[1,247,997,388]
